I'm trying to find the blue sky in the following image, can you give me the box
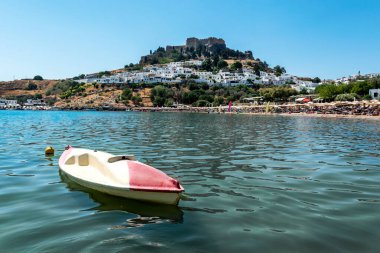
[0,0,379,81]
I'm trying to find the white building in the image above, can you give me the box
[369,89,380,100]
[24,99,46,106]
[184,60,203,66]
[98,76,124,84]
[0,99,19,108]
[291,81,319,93]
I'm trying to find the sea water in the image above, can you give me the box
[0,110,379,252]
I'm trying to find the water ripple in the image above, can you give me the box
[0,111,380,252]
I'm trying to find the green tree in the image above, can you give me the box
[199,94,214,103]
[131,94,142,105]
[315,83,339,101]
[33,75,43,80]
[201,59,212,71]
[182,91,199,104]
[150,85,173,107]
[211,55,220,67]
[97,71,111,78]
[259,87,297,102]
[194,100,209,107]
[153,96,166,106]
[213,96,225,106]
[156,46,165,53]
[121,88,133,101]
[350,81,372,96]
[34,93,42,99]
[273,65,286,76]
[369,78,380,89]
[337,83,351,94]
[174,53,185,62]
[27,82,37,90]
[299,88,308,95]
[201,83,210,90]
[253,64,261,76]
[189,74,200,79]
[217,60,228,69]
[164,98,174,107]
[230,61,243,71]
[188,82,200,90]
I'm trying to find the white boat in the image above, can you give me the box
[59,146,184,205]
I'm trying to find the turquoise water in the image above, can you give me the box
[1,110,380,252]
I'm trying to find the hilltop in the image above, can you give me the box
[139,37,255,65]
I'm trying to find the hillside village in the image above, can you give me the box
[77,37,320,93]
[77,60,319,93]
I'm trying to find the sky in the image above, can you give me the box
[0,0,379,81]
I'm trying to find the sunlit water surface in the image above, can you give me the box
[0,110,379,252]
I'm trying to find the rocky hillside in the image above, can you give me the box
[0,80,56,96]
[0,80,59,105]
[0,79,152,109]
[54,85,152,110]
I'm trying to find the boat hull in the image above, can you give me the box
[61,170,182,205]
[58,147,184,205]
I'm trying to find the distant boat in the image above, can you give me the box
[59,146,184,205]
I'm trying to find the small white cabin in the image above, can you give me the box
[369,89,380,99]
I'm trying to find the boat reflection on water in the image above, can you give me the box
[59,171,184,224]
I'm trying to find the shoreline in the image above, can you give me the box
[250,112,380,120]
[136,109,380,120]
[2,109,379,120]
[2,102,380,120]
[128,101,380,120]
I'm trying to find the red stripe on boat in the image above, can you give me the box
[128,161,183,192]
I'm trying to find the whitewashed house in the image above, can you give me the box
[369,89,380,100]
[184,60,203,66]
[98,75,124,84]
[0,99,19,108]
[168,62,184,68]
[24,99,46,106]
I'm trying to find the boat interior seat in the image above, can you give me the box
[78,154,89,166]
[108,155,135,163]
[64,154,90,166]
[65,156,76,165]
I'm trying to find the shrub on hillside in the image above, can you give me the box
[45,80,80,96]
[335,93,358,101]
[26,82,38,90]
[194,100,209,107]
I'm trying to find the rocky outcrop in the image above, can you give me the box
[186,37,226,50]
[140,37,253,65]
[166,37,226,52]
[165,45,186,52]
